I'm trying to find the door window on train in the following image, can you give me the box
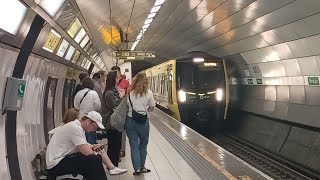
[168,65,173,103]
[43,76,58,144]
[69,79,76,108]
[62,78,71,115]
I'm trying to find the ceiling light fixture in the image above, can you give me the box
[150,6,161,13]
[142,24,150,29]
[147,13,156,18]
[154,0,165,6]
[144,18,153,24]
[131,1,165,50]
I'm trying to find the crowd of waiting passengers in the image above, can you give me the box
[45,66,155,180]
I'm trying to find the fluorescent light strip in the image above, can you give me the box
[131,1,165,50]
[154,0,165,6]
[151,6,161,13]
[147,13,156,18]
[145,18,153,24]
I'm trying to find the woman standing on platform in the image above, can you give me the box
[101,71,125,166]
[125,72,155,175]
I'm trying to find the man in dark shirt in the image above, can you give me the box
[74,73,88,96]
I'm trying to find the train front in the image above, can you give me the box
[176,52,226,135]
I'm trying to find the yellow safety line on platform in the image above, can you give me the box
[161,121,241,180]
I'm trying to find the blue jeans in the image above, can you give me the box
[125,116,149,170]
[86,131,97,144]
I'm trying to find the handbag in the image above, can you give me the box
[110,96,129,131]
[128,94,148,124]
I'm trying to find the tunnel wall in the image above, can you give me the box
[224,48,320,173]
[216,5,320,172]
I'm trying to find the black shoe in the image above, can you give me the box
[140,168,151,173]
[133,170,141,176]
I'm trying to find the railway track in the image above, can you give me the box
[210,135,319,180]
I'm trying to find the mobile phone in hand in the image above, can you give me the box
[93,144,107,152]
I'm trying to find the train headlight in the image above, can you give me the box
[216,88,223,101]
[178,90,187,102]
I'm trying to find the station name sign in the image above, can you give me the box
[115,51,156,60]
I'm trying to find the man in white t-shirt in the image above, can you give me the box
[46,111,107,180]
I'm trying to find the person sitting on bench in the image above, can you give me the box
[46,111,126,180]
[48,109,127,176]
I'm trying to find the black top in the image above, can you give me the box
[74,84,83,97]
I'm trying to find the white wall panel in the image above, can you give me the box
[297,56,320,76]
[282,59,301,76]
[0,45,19,180]
[259,61,286,77]
[16,54,68,180]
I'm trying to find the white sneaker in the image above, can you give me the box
[109,167,128,175]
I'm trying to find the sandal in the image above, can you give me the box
[140,168,151,173]
[133,170,141,176]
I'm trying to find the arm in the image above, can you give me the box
[74,93,80,110]
[147,90,156,112]
[70,126,95,156]
[77,144,96,156]
[147,106,154,112]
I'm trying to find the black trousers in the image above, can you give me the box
[106,129,122,166]
[47,153,107,180]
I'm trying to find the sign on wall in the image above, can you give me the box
[308,77,319,85]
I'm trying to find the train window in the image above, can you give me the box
[69,79,77,108]
[62,79,71,115]
[0,0,27,35]
[42,29,61,53]
[43,77,58,144]
[39,0,66,17]
[177,62,224,90]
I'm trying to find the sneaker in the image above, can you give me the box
[109,167,127,175]
[133,169,141,176]
[140,167,151,173]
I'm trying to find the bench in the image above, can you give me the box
[32,147,83,180]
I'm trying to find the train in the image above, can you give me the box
[144,51,229,134]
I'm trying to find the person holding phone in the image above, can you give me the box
[47,111,127,176]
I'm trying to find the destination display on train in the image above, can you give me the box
[115,51,156,60]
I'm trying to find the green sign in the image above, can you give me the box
[247,79,253,84]
[18,84,25,97]
[308,77,319,85]
[256,78,263,85]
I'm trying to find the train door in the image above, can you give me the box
[43,76,58,144]
[68,79,76,108]
[62,78,71,116]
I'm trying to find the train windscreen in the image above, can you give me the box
[177,61,224,90]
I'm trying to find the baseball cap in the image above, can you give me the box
[86,111,105,129]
